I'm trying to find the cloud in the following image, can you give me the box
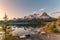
[39,8,45,11]
[30,8,46,14]
[53,10,60,13]
[49,10,60,15]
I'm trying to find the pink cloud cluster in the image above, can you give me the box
[49,10,60,15]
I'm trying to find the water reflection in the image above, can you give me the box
[11,24,45,28]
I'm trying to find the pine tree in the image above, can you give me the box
[2,13,15,40]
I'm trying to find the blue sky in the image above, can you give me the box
[0,0,60,19]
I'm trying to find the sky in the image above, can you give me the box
[0,0,60,20]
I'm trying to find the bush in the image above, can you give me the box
[52,28,59,33]
[49,22,58,33]
[58,24,60,26]
[50,23,56,30]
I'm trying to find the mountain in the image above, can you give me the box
[24,12,52,20]
[39,12,52,19]
[11,12,56,22]
[24,14,39,20]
